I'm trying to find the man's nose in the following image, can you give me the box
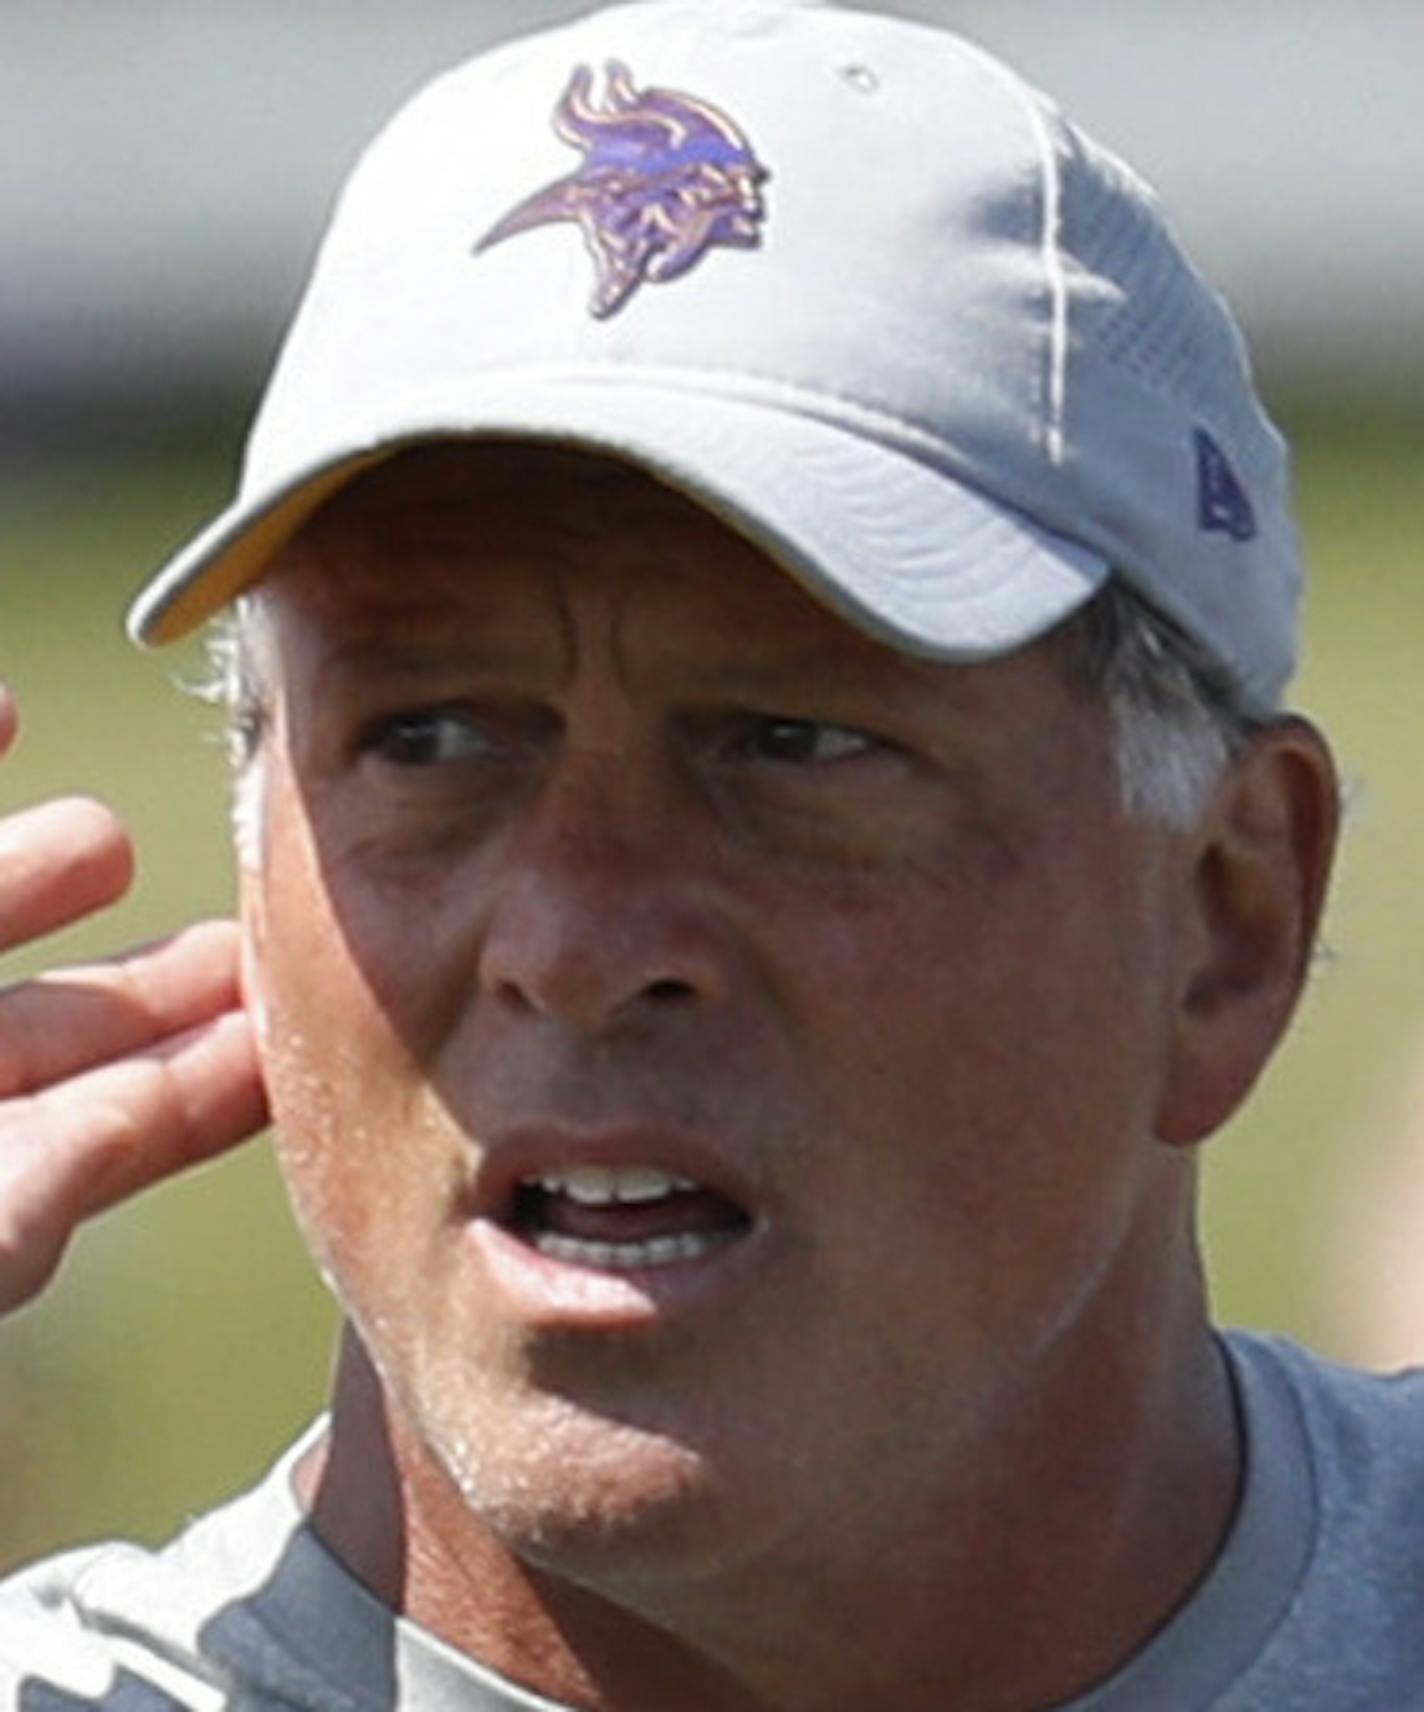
[476,759,729,1034]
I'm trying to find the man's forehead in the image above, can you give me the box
[265,441,853,646]
[256,443,1030,708]
[298,442,688,536]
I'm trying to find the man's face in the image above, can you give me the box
[243,446,1191,1588]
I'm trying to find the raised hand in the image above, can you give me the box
[0,690,267,1313]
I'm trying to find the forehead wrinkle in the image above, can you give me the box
[598,550,1007,711]
[267,518,591,693]
[311,637,561,701]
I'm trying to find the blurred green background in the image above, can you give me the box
[3,0,1423,1579]
[0,426,339,1571]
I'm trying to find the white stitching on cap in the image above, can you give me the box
[1027,105,1070,466]
[948,44,1070,468]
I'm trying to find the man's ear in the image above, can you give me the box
[1155,716,1339,1149]
[237,820,272,1048]
[238,881,269,1055]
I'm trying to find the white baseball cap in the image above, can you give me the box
[128,0,1300,710]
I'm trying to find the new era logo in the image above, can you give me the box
[1194,429,1257,543]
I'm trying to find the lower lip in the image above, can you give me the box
[468,1217,757,1330]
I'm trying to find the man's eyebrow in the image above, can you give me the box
[668,646,977,709]
[312,634,552,686]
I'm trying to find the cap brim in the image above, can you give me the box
[128,376,1108,652]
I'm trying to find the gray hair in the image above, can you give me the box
[206,574,1266,866]
[204,594,272,870]
[1055,580,1265,825]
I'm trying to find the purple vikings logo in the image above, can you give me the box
[476,61,769,318]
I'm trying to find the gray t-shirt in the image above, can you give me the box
[2,1332,1422,1709]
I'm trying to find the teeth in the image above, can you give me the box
[530,1165,698,1206]
[532,1231,720,1271]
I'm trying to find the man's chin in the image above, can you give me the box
[418,1389,761,1588]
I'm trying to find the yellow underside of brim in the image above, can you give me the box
[141,453,390,644]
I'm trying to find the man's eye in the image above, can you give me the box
[736,717,875,765]
[360,709,492,767]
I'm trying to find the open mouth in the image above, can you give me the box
[509,1164,752,1273]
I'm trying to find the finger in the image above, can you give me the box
[0,688,17,761]
[0,919,243,1099]
[0,1007,269,1313]
[61,1006,271,1212]
[0,796,134,953]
